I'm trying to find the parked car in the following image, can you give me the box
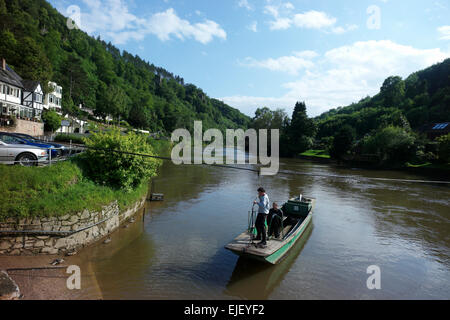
[11,133,67,157]
[0,132,60,158]
[0,140,48,166]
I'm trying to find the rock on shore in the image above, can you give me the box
[0,270,21,300]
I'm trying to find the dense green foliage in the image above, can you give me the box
[41,110,61,132]
[330,125,356,160]
[250,102,316,157]
[0,160,148,218]
[54,133,85,144]
[0,0,250,133]
[81,129,161,191]
[437,134,450,163]
[361,126,416,164]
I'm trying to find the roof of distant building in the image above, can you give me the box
[0,64,24,88]
[21,80,40,92]
[431,123,449,130]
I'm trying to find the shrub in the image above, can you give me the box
[437,133,450,163]
[81,129,162,191]
[54,134,85,144]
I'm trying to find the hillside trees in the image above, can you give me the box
[0,0,250,134]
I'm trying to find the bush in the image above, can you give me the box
[81,129,162,191]
[362,126,416,164]
[437,134,450,163]
[54,134,85,144]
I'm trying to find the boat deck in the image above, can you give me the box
[225,231,293,257]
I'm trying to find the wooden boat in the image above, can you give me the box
[225,196,315,265]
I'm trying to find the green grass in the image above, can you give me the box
[300,150,331,159]
[0,161,148,219]
[405,162,450,170]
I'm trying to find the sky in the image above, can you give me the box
[50,0,450,117]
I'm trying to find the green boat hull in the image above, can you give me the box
[264,214,312,264]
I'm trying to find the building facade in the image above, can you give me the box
[44,81,62,113]
[22,80,44,120]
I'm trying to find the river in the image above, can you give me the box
[74,158,449,300]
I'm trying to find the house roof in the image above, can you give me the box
[0,64,24,88]
[21,80,40,92]
[431,123,449,130]
[420,122,450,134]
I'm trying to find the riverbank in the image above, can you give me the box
[299,149,450,179]
[0,161,148,220]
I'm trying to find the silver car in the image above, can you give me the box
[0,140,48,166]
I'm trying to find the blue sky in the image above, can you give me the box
[50,0,450,117]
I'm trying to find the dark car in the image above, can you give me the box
[12,133,67,157]
[0,132,60,158]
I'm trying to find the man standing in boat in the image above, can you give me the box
[254,187,270,247]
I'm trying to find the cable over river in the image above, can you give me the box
[72,158,449,300]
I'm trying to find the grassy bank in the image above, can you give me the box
[0,160,148,219]
[300,150,331,159]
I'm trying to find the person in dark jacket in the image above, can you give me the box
[268,203,284,239]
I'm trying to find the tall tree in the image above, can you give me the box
[283,102,317,156]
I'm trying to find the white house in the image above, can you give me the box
[44,81,62,113]
[22,80,44,120]
[0,58,28,119]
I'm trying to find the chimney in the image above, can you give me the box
[1,58,5,71]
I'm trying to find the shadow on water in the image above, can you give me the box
[224,223,314,300]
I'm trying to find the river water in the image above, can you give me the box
[76,158,449,300]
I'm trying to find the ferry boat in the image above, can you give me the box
[225,196,315,265]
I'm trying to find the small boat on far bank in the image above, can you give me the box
[225,196,315,265]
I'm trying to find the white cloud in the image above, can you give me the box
[238,0,253,11]
[263,5,356,34]
[438,26,450,40]
[223,40,449,117]
[240,51,317,75]
[330,24,359,34]
[75,0,226,44]
[248,21,258,32]
[292,11,336,29]
[145,9,226,44]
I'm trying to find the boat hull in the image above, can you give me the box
[264,214,312,264]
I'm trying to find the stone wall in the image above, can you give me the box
[1,119,44,136]
[0,198,145,256]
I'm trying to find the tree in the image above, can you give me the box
[42,110,62,133]
[330,125,355,160]
[0,0,6,14]
[362,126,416,164]
[16,37,53,89]
[381,76,405,107]
[283,102,317,156]
[97,85,130,121]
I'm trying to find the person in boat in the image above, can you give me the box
[268,202,283,239]
[254,187,270,247]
